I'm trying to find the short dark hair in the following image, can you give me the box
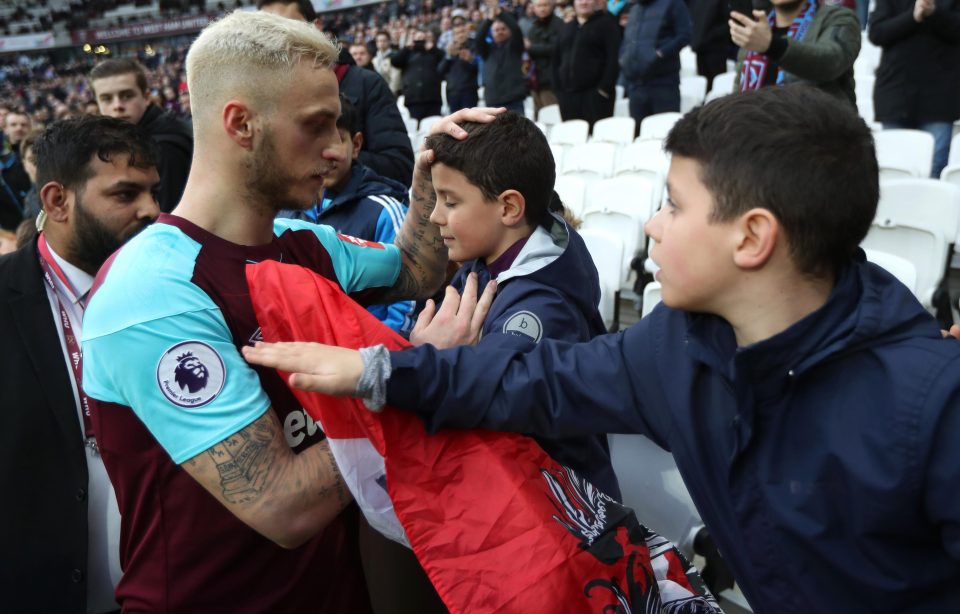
[89,59,149,95]
[425,112,555,227]
[256,0,317,22]
[336,94,362,136]
[664,85,879,278]
[34,115,158,192]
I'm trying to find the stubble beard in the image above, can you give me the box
[244,125,331,215]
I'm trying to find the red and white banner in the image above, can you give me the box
[0,32,56,53]
[247,260,721,614]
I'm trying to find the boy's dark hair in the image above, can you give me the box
[34,115,158,191]
[336,94,362,136]
[425,112,555,227]
[89,59,149,95]
[255,0,317,22]
[664,85,879,278]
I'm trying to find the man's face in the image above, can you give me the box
[21,144,36,183]
[375,34,391,51]
[93,73,150,124]
[66,153,161,274]
[644,155,738,313]
[533,0,554,19]
[4,113,30,146]
[244,62,343,212]
[574,0,595,18]
[350,44,372,67]
[491,20,511,44]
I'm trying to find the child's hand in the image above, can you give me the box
[242,342,364,396]
[410,273,497,349]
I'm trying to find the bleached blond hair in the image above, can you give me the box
[186,10,339,131]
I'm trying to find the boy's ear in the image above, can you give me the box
[732,208,779,270]
[351,132,364,161]
[499,189,526,227]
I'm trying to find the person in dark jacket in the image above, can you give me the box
[620,0,692,124]
[476,4,528,113]
[246,85,960,614]
[392,30,446,120]
[869,0,960,178]
[553,0,622,126]
[259,0,416,188]
[0,111,34,230]
[280,96,417,336]
[89,59,193,213]
[526,0,565,117]
[439,24,480,112]
[690,0,734,90]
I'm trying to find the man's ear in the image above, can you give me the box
[222,101,255,149]
[499,189,526,227]
[732,207,779,270]
[351,132,364,161]
[39,181,70,224]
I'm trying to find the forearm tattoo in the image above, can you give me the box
[208,416,276,504]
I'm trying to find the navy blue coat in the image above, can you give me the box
[446,217,620,499]
[387,255,960,612]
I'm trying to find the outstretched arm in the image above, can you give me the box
[369,107,506,303]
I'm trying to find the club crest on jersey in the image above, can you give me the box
[157,341,226,408]
[503,310,543,343]
[337,233,385,249]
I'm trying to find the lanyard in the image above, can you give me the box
[37,234,98,455]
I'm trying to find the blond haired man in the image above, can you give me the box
[81,10,493,610]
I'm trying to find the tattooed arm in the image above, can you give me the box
[371,106,506,303]
[181,407,350,548]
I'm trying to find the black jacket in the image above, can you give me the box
[138,103,192,213]
[0,240,91,612]
[553,11,622,94]
[392,45,445,105]
[339,55,415,188]
[476,12,529,105]
[439,42,480,96]
[691,0,733,52]
[869,0,960,123]
[527,14,565,90]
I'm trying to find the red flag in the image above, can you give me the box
[246,261,720,614]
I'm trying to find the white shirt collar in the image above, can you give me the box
[45,241,95,305]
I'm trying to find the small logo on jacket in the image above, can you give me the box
[157,341,225,408]
[337,233,385,249]
[503,311,543,343]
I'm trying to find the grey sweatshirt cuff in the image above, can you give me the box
[357,344,392,412]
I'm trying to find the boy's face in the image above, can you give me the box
[430,163,511,265]
[323,127,362,191]
[644,156,739,313]
[93,73,149,125]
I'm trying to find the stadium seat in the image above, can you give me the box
[855,75,875,125]
[640,281,661,318]
[538,103,562,127]
[614,98,631,118]
[705,71,737,102]
[874,129,936,179]
[549,143,566,172]
[639,111,683,140]
[560,142,617,180]
[549,119,590,146]
[615,139,670,208]
[579,227,624,331]
[861,179,960,310]
[949,133,960,167]
[679,75,707,113]
[679,46,697,78]
[591,116,637,146]
[863,248,918,297]
[941,164,960,192]
[417,115,443,134]
[553,174,586,216]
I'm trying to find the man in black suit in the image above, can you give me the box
[0,115,160,612]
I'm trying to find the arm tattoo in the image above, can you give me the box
[317,443,350,508]
[208,415,276,504]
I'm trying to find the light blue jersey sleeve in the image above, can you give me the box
[274,217,401,294]
[82,226,270,465]
[369,196,416,336]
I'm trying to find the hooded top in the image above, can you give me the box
[281,164,415,335]
[446,214,621,500]
[137,103,193,213]
[387,254,960,612]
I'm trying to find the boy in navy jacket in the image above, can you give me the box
[248,86,960,612]
[280,96,416,335]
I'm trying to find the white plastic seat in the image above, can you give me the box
[615,139,670,212]
[679,75,707,113]
[949,133,960,167]
[614,98,631,118]
[874,129,936,178]
[640,281,662,318]
[403,116,419,133]
[417,115,443,134]
[863,248,918,296]
[549,119,590,146]
[591,116,637,146]
[705,71,737,102]
[553,174,586,217]
[615,84,625,100]
[855,75,875,124]
[549,143,566,173]
[538,103,562,127]
[679,46,697,78]
[579,228,624,330]
[639,111,683,140]
[860,179,960,309]
[560,142,617,180]
[941,164,960,192]
[581,176,657,288]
